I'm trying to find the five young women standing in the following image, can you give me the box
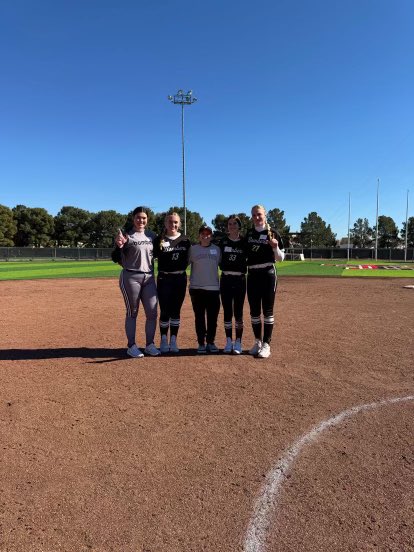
[115,204,284,358]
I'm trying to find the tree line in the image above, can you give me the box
[0,204,413,249]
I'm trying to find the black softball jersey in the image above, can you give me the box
[245,227,284,267]
[218,236,248,274]
[153,234,191,273]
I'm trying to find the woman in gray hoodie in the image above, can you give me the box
[188,225,222,354]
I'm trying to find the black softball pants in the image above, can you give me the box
[189,288,220,345]
[220,274,246,340]
[247,266,277,344]
[157,272,187,336]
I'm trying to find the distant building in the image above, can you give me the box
[337,237,353,249]
[287,232,301,247]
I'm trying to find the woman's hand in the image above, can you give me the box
[269,236,279,249]
[115,228,127,248]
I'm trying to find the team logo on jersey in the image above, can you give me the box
[162,245,188,253]
[133,240,152,246]
[248,237,267,245]
[224,246,244,254]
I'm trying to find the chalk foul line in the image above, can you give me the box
[243,395,414,552]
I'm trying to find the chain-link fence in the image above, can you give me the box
[286,248,414,261]
[1,247,413,262]
[0,247,113,261]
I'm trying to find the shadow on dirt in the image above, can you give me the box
[0,348,126,361]
[0,348,205,361]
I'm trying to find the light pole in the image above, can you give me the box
[167,90,197,235]
[404,189,409,262]
[375,178,379,261]
[347,192,351,261]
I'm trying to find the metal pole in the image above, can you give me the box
[181,103,186,235]
[404,189,409,262]
[375,179,379,261]
[168,90,197,237]
[347,192,351,261]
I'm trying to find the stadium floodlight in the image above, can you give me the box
[167,89,198,235]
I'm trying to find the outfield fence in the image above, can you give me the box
[284,248,414,261]
[0,247,113,261]
[0,246,413,262]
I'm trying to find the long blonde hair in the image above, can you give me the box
[251,204,273,240]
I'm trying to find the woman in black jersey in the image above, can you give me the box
[218,215,247,354]
[153,212,191,353]
[246,204,285,359]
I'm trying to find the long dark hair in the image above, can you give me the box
[132,206,150,217]
[227,214,242,229]
[124,206,150,232]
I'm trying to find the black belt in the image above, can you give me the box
[124,269,153,274]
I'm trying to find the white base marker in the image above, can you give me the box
[243,395,414,552]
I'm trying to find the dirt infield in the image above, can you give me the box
[0,277,413,552]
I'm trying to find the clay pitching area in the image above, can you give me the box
[1,276,413,552]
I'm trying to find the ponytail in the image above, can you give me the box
[266,222,274,241]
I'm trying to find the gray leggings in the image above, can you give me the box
[119,270,158,347]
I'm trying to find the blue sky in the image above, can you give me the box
[0,0,412,237]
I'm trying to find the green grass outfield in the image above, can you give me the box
[0,259,413,281]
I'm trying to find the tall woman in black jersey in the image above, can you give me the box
[153,212,191,353]
[246,204,285,358]
[219,215,247,354]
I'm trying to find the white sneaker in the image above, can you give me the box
[127,344,144,358]
[160,335,170,353]
[257,342,271,358]
[249,339,262,356]
[223,338,233,354]
[169,336,179,353]
[233,339,242,355]
[144,343,161,356]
